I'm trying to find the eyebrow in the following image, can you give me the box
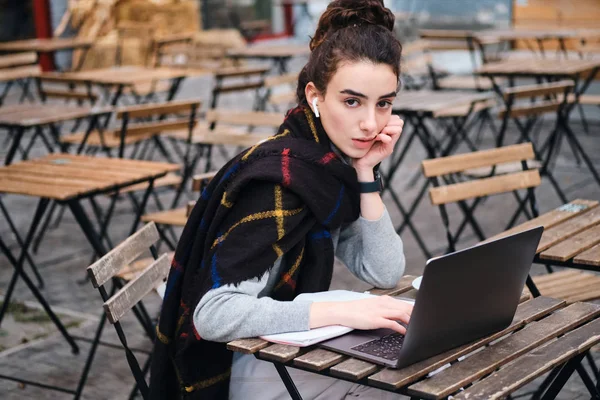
[340,89,397,99]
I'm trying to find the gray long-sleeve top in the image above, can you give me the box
[194,207,405,343]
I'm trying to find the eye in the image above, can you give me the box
[377,100,393,109]
[345,98,360,107]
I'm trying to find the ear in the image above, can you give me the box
[305,82,323,107]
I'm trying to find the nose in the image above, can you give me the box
[359,109,377,136]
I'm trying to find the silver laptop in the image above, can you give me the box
[320,226,543,369]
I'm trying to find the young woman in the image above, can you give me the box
[150,1,411,398]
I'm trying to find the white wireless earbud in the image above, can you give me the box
[312,97,320,118]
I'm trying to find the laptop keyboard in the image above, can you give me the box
[351,333,405,361]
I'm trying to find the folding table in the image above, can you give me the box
[0,153,179,397]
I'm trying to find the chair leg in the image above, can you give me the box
[128,353,152,400]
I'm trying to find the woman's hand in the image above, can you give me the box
[310,296,413,334]
[353,115,404,173]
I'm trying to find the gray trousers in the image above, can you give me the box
[230,353,406,400]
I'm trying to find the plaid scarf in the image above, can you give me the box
[149,106,361,399]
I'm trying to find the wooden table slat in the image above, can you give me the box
[537,206,600,253]
[293,349,346,371]
[368,296,565,390]
[226,338,269,354]
[531,270,581,286]
[484,199,599,245]
[258,344,302,363]
[39,153,180,173]
[574,242,600,267]
[1,163,160,182]
[406,302,600,399]
[540,224,600,262]
[330,358,380,381]
[369,275,416,296]
[454,317,600,400]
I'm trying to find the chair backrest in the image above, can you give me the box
[422,143,541,253]
[205,109,284,132]
[263,72,299,110]
[423,143,540,206]
[114,99,201,158]
[86,222,168,399]
[0,52,38,69]
[498,80,574,117]
[36,76,98,104]
[495,80,574,146]
[210,65,270,109]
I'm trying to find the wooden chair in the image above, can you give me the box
[36,75,98,105]
[495,80,575,204]
[0,52,41,105]
[210,65,270,110]
[422,142,600,304]
[138,172,216,251]
[162,108,283,172]
[61,99,200,208]
[86,221,170,400]
[261,72,299,111]
[417,30,502,92]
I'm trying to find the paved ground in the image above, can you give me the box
[0,51,599,399]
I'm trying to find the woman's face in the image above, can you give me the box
[310,61,398,159]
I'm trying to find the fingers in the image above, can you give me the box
[380,319,407,334]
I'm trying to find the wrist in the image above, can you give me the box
[309,302,343,328]
[355,167,374,182]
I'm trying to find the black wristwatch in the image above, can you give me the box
[359,169,383,193]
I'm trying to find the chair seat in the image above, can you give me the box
[526,270,600,304]
[436,75,501,91]
[163,125,271,147]
[61,130,155,148]
[141,207,188,227]
[116,251,175,281]
[118,172,182,194]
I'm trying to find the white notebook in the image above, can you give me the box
[259,290,414,347]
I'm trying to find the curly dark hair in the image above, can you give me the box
[296,0,402,105]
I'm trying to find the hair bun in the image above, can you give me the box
[310,0,395,51]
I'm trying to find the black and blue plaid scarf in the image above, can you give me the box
[149,105,361,399]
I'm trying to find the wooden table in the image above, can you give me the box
[475,59,600,190]
[487,199,600,274]
[388,90,495,259]
[227,277,600,399]
[42,66,210,105]
[0,38,94,71]
[0,103,112,166]
[227,44,309,74]
[0,153,179,395]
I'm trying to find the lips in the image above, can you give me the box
[352,137,375,149]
